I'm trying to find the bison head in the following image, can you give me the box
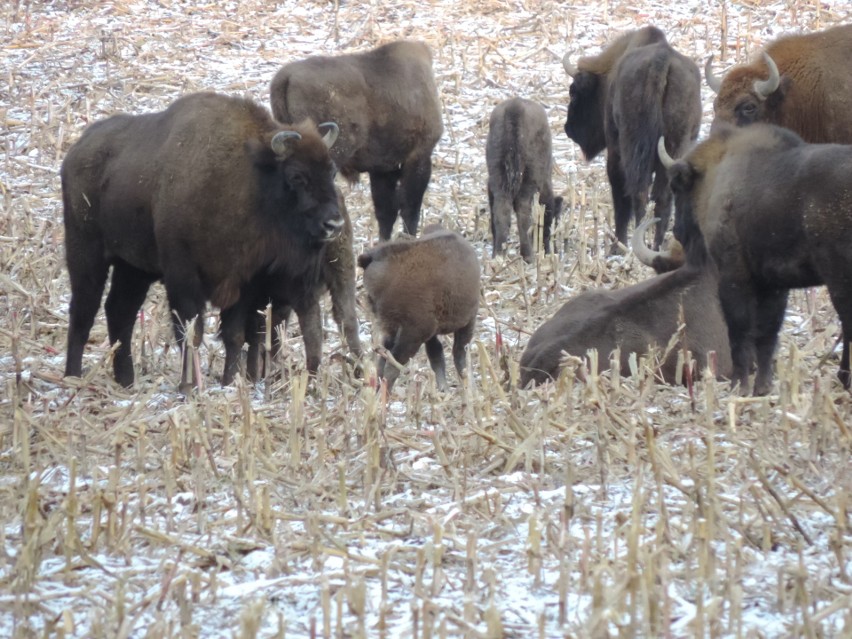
[562,55,607,160]
[706,52,789,129]
[253,121,344,246]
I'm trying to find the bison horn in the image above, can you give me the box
[657,137,676,170]
[704,55,722,94]
[317,121,339,149]
[562,52,577,77]
[753,51,780,99]
[270,130,302,158]
[632,217,663,266]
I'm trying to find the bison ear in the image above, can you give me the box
[270,130,302,160]
[317,122,339,149]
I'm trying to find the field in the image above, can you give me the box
[2,0,852,637]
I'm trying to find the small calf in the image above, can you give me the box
[358,227,480,391]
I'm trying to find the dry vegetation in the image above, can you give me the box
[2,0,852,637]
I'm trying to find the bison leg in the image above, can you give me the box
[369,168,402,240]
[381,326,431,392]
[650,169,673,251]
[399,154,433,237]
[163,270,207,390]
[489,186,514,259]
[606,153,632,254]
[104,261,156,387]
[514,181,539,263]
[219,300,252,386]
[424,336,448,391]
[822,286,852,389]
[65,249,109,381]
[294,298,323,375]
[840,336,851,390]
[452,318,476,383]
[717,279,757,394]
[752,289,789,396]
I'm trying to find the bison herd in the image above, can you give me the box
[60,23,852,397]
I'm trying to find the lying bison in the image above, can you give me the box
[486,97,563,262]
[659,125,852,394]
[519,217,731,387]
[358,226,480,391]
[270,40,443,240]
[62,92,342,388]
[563,26,701,252]
[705,24,852,143]
[221,190,362,385]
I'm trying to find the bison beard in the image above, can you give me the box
[61,92,343,389]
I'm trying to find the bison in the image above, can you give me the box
[519,217,731,387]
[358,226,480,391]
[62,92,342,389]
[270,40,443,240]
[562,26,701,253]
[659,124,852,394]
[486,97,563,262]
[220,190,362,385]
[705,24,852,143]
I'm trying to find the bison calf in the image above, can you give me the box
[61,92,342,389]
[563,26,701,252]
[486,97,563,262]
[271,40,443,240]
[520,217,731,387]
[358,227,480,391]
[660,125,852,394]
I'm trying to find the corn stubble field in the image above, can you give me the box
[2,0,852,637]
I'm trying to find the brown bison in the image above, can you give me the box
[221,190,362,385]
[520,217,731,387]
[563,26,701,252]
[270,40,443,240]
[659,124,852,394]
[486,97,563,262]
[62,92,342,388]
[705,24,852,143]
[358,226,480,391]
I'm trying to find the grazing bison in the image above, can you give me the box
[658,125,852,394]
[221,190,362,385]
[358,226,480,391]
[270,40,443,240]
[705,24,852,143]
[486,97,563,262]
[519,217,731,387]
[62,92,342,388]
[562,26,701,252]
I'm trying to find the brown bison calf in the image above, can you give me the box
[271,40,443,240]
[520,217,731,387]
[358,227,480,391]
[486,97,563,262]
[61,92,342,388]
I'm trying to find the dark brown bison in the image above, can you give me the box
[62,92,342,389]
[659,124,852,394]
[486,97,563,262]
[221,190,362,385]
[358,226,480,391]
[519,217,731,387]
[270,40,443,240]
[705,24,852,143]
[562,26,701,252]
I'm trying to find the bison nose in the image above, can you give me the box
[323,215,344,239]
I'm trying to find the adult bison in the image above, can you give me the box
[486,97,563,262]
[563,26,701,253]
[705,24,852,143]
[659,125,852,395]
[270,40,443,240]
[62,92,342,389]
[520,217,731,387]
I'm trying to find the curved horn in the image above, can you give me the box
[270,130,301,158]
[631,217,664,267]
[704,55,722,94]
[317,121,339,149]
[562,52,578,77]
[657,137,676,170]
[753,51,780,98]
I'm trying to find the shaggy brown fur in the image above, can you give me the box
[358,227,480,391]
[563,26,701,252]
[61,92,342,389]
[707,24,852,143]
[271,40,443,240]
[486,97,563,262]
